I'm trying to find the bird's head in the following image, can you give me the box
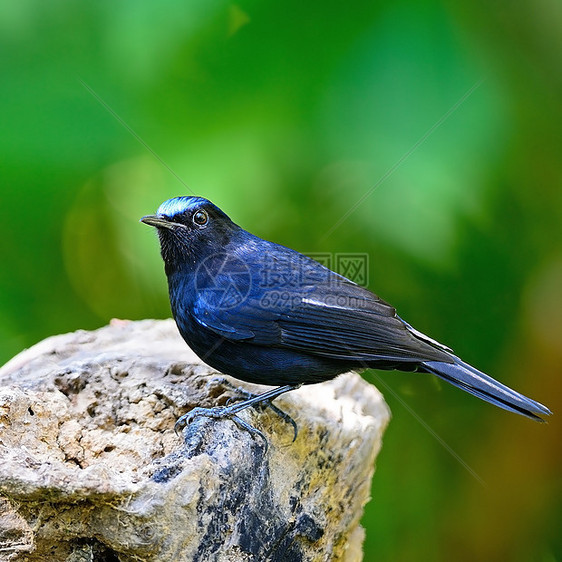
[141,196,237,273]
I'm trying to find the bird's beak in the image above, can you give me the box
[140,215,175,230]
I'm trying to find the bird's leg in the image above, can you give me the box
[175,384,301,447]
[219,380,300,440]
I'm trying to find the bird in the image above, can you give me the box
[141,196,551,441]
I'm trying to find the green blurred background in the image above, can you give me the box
[2,1,561,560]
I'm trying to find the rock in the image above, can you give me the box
[0,319,390,561]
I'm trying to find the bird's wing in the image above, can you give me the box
[193,272,452,364]
[278,282,452,363]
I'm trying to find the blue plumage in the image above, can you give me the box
[141,196,551,433]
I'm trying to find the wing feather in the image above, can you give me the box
[193,269,452,364]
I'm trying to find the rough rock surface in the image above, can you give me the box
[0,319,390,561]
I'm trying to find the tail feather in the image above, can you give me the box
[422,357,551,421]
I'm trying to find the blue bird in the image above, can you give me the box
[141,196,550,441]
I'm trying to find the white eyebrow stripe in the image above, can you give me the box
[157,196,209,218]
[157,197,191,217]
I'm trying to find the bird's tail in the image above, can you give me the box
[422,358,551,421]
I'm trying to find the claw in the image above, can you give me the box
[217,381,300,440]
[230,414,269,450]
[260,400,299,441]
[174,383,301,446]
[175,405,269,449]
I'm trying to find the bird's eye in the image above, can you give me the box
[193,209,209,226]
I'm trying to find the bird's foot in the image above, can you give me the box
[175,383,301,448]
[175,405,269,448]
[221,381,299,441]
